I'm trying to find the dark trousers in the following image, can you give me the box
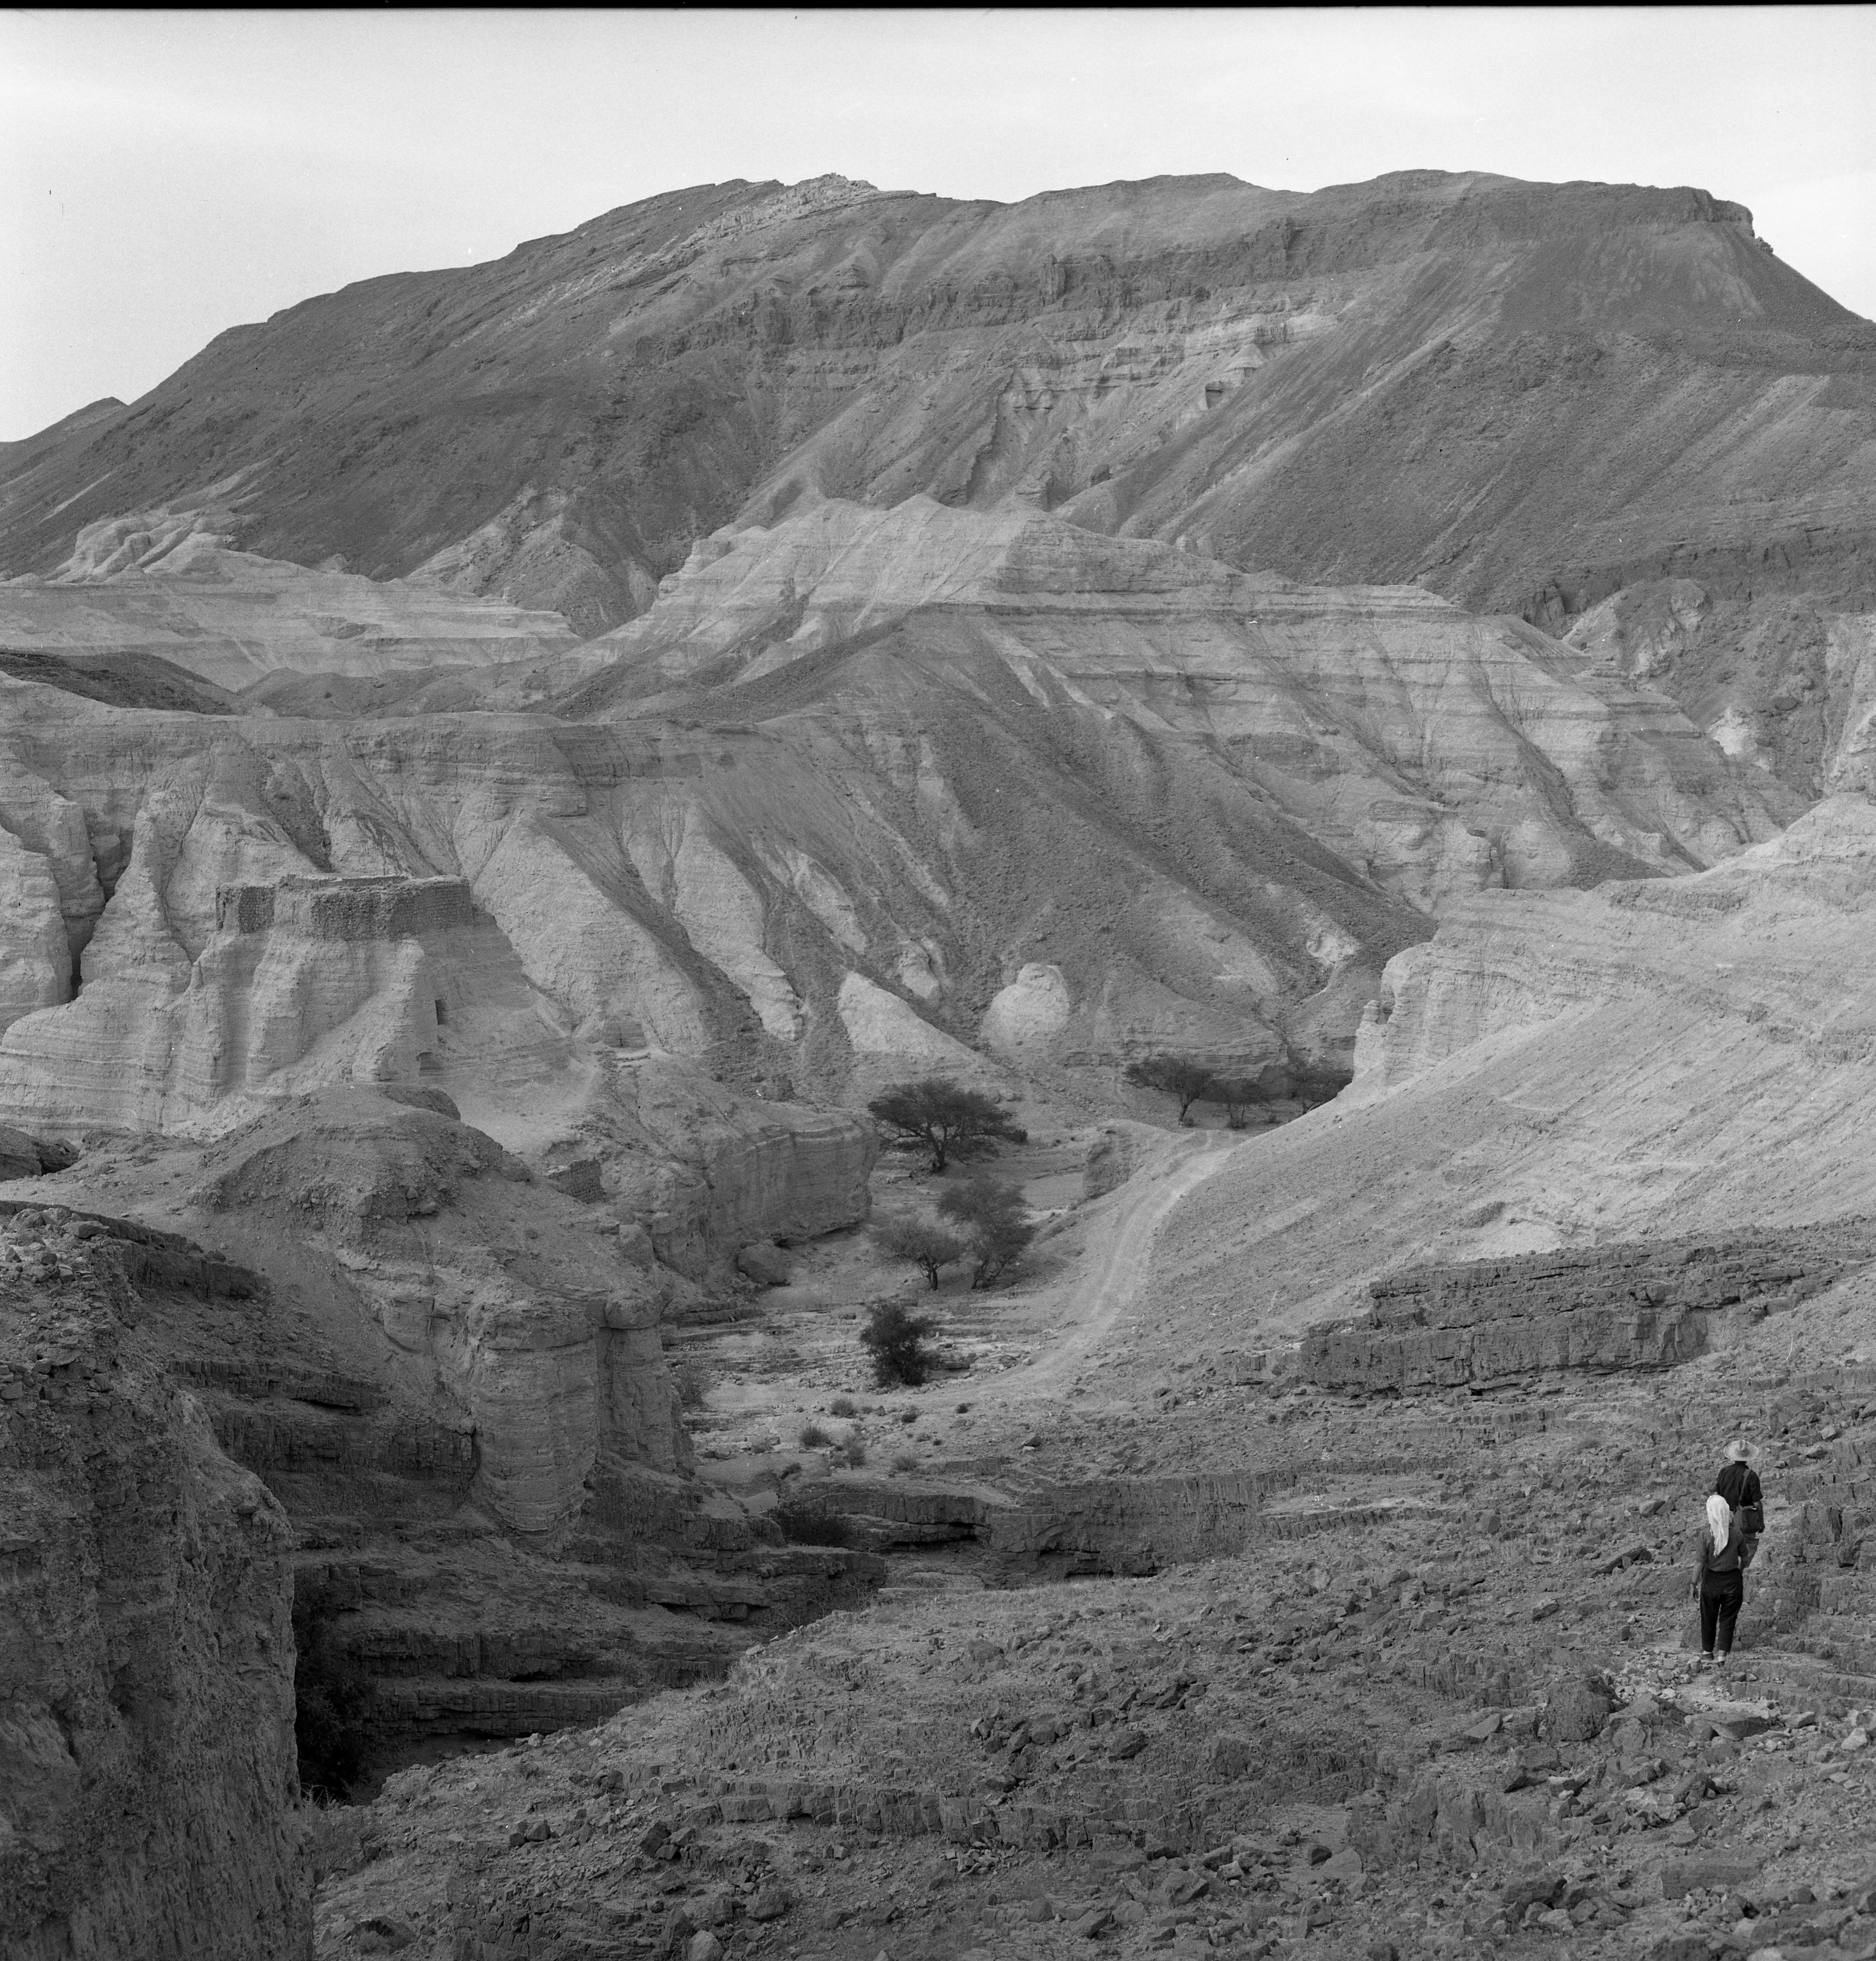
[1700,1572,1744,1655]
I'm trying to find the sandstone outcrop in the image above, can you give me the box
[0,685,879,1266]
[0,1211,310,1959]
[1302,1230,1875,1392]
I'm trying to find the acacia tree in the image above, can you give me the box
[1209,1076,1266,1130]
[873,1213,972,1289]
[1123,1055,1217,1126]
[1286,1058,1354,1110]
[867,1077,1027,1172]
[936,1176,1036,1290]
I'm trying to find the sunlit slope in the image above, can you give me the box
[1146,795,1876,1358]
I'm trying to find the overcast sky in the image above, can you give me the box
[4,5,1874,439]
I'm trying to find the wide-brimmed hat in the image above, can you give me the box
[1723,1439,1759,1464]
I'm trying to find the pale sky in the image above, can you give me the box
[4,6,1874,440]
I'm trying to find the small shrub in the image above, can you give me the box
[671,1361,711,1409]
[773,1502,854,1547]
[891,1451,919,1473]
[861,1301,937,1387]
[844,1436,868,1468]
[830,1395,857,1418]
[293,1627,374,1801]
[898,1409,918,1426]
[799,1420,832,1448]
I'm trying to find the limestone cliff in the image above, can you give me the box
[0,1211,310,1959]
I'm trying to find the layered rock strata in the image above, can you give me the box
[3,170,1866,666]
[0,525,578,691]
[0,1211,311,1960]
[1302,1229,1876,1392]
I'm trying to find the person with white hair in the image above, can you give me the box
[1690,1489,1751,1666]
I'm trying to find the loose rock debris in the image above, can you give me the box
[312,1269,1876,1960]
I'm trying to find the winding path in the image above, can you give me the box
[990,1130,1246,1403]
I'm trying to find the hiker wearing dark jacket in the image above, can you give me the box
[1691,1492,1751,1665]
[1713,1439,1765,1534]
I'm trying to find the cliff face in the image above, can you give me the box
[0,1157,879,1774]
[0,1211,310,1960]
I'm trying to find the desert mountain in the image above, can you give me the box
[5,167,1873,792]
[9,160,1876,1961]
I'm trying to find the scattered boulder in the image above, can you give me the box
[0,1123,41,1181]
[736,1241,793,1287]
[1546,1673,1615,1743]
[0,1122,73,1181]
[1658,1853,1759,1900]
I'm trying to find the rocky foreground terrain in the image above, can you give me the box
[2,163,1876,1960]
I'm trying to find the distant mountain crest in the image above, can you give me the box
[3,166,1871,784]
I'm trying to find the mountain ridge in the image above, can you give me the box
[5,167,1862,623]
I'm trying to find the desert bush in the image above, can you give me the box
[1124,1054,1216,1125]
[293,1615,374,1801]
[891,1451,919,1474]
[861,1300,937,1386]
[872,1212,972,1288]
[1290,1061,1354,1109]
[936,1175,1036,1289]
[867,1078,1027,1172]
[303,1793,368,1886]
[830,1394,857,1418]
[671,1360,712,1409]
[844,1435,868,1467]
[798,1420,832,1448]
[773,1501,854,1546]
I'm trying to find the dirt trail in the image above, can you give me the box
[989,1129,1246,1405]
